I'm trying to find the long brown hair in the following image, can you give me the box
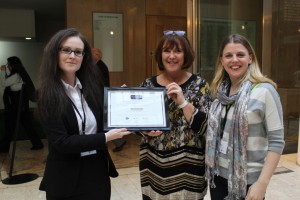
[37,28,103,120]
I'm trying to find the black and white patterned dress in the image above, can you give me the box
[139,74,212,200]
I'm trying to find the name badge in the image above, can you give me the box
[81,150,97,157]
[219,140,228,154]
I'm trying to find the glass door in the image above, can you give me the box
[267,0,300,154]
[195,0,299,154]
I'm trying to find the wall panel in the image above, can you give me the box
[67,0,146,86]
[146,0,187,16]
[67,0,186,87]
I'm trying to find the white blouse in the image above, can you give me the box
[61,78,98,156]
[0,69,23,91]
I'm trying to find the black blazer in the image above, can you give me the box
[39,96,118,198]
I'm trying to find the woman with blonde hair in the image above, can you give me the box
[206,34,285,200]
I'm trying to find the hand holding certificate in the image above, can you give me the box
[105,128,132,141]
[103,87,170,131]
[139,130,163,137]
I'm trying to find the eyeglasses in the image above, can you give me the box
[163,30,186,36]
[59,47,85,57]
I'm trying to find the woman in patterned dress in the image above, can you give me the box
[139,30,212,200]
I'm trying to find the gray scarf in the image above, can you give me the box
[206,78,253,199]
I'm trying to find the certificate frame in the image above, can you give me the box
[103,87,170,131]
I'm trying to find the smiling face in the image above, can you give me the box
[162,44,184,73]
[221,43,252,84]
[58,36,84,81]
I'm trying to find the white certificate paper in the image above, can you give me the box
[104,87,170,131]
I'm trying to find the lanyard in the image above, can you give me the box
[220,104,232,139]
[69,91,86,135]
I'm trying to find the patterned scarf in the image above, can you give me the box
[206,78,253,199]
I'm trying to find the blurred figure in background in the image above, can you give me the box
[0,56,43,153]
[92,47,127,152]
[91,48,110,86]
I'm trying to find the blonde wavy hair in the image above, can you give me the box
[210,34,277,98]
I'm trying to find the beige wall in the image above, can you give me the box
[66,0,186,87]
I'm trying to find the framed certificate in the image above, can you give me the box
[103,87,170,131]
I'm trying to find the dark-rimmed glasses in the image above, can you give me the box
[59,47,85,57]
[163,30,186,36]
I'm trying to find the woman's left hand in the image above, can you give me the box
[245,181,267,200]
[166,82,185,105]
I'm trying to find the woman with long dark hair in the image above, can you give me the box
[37,28,129,200]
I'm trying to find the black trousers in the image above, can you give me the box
[210,176,264,200]
[46,191,109,200]
[46,154,111,200]
[143,194,203,200]
[0,90,43,152]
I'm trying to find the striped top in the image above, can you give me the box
[218,83,285,184]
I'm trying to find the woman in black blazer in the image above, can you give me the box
[37,28,129,200]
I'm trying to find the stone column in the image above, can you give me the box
[297,114,300,166]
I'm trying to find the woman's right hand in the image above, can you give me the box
[141,130,163,137]
[105,128,131,142]
[166,82,185,106]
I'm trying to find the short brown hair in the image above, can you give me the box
[155,35,195,71]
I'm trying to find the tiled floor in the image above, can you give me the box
[0,137,300,199]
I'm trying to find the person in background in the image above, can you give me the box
[139,30,212,199]
[206,34,285,200]
[0,56,43,153]
[37,28,130,200]
[91,48,110,86]
[91,47,127,152]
